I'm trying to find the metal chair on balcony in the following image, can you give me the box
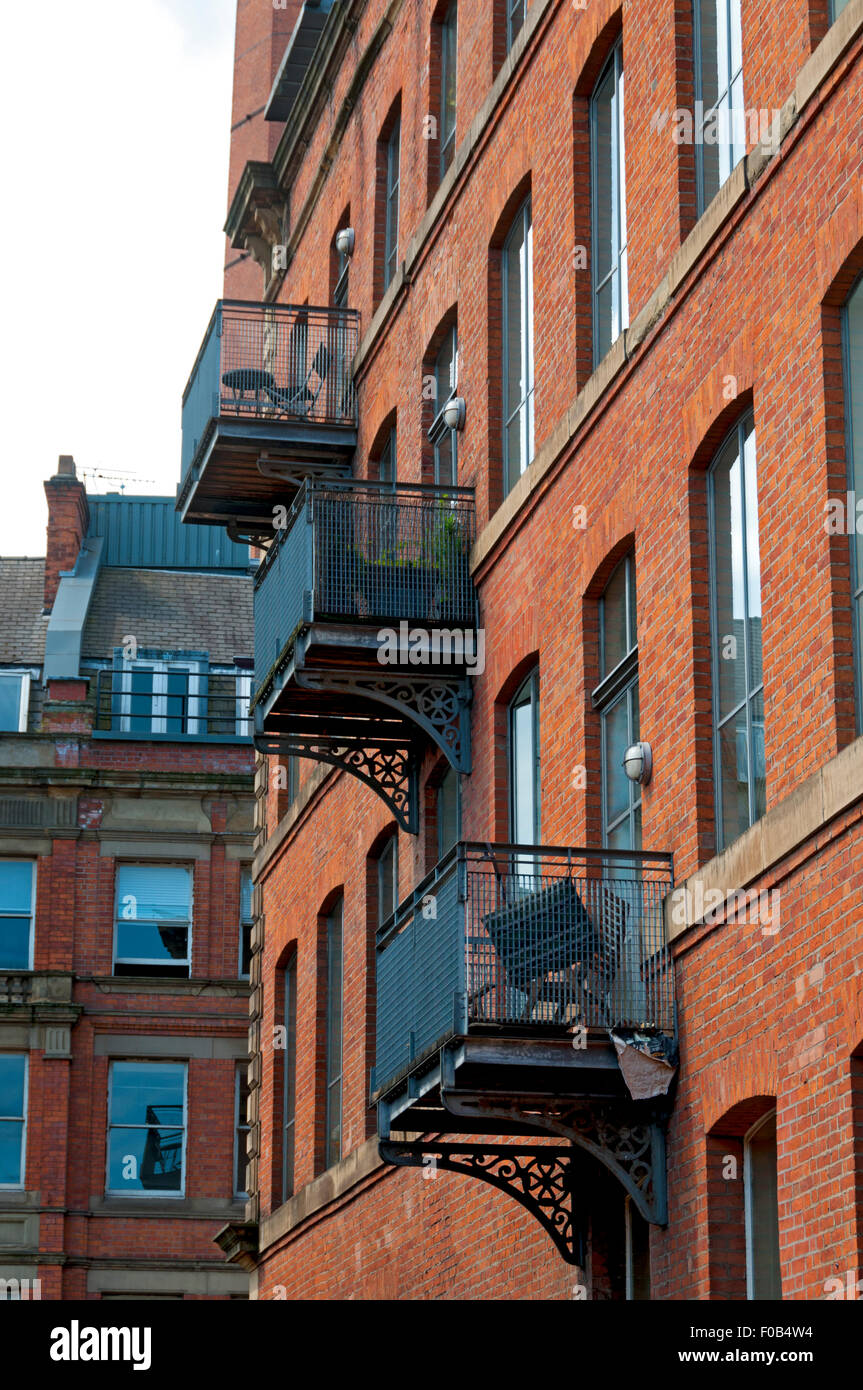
[475,874,627,1028]
[265,343,331,419]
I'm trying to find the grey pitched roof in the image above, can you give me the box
[82,568,255,664]
[0,559,48,664]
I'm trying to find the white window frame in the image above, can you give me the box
[590,35,629,364]
[118,658,203,736]
[0,670,31,734]
[238,867,254,979]
[0,1054,28,1190]
[235,672,253,739]
[694,0,745,214]
[743,1109,780,1300]
[105,1059,188,1199]
[502,195,535,495]
[0,860,36,972]
[233,1063,250,1201]
[112,864,193,975]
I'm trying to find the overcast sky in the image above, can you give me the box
[0,0,236,557]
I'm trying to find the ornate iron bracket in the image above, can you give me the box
[379,1140,584,1265]
[441,1088,668,1225]
[255,730,420,833]
[294,667,472,775]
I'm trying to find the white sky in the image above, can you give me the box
[0,0,236,557]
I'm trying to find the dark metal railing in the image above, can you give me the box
[254,480,478,696]
[181,300,360,479]
[92,668,253,741]
[374,842,674,1101]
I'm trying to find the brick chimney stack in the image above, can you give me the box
[43,455,89,613]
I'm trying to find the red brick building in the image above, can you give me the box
[0,460,255,1299]
[182,0,863,1299]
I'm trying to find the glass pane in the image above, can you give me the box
[747,1114,781,1299]
[240,870,253,923]
[506,412,523,493]
[698,0,722,110]
[109,1063,185,1127]
[712,431,748,720]
[601,557,632,675]
[603,695,631,826]
[0,1056,25,1118]
[508,0,524,48]
[115,920,188,963]
[742,422,763,692]
[596,277,614,363]
[750,689,766,822]
[700,123,722,209]
[607,819,632,853]
[593,63,615,285]
[325,902,343,1165]
[115,865,191,922]
[378,838,398,926]
[0,862,33,914]
[511,683,537,843]
[848,281,863,496]
[504,211,526,420]
[718,710,750,843]
[0,920,31,970]
[435,432,456,487]
[437,769,459,859]
[283,957,297,1199]
[107,1127,184,1193]
[164,670,190,734]
[436,329,456,406]
[0,675,23,732]
[729,0,743,78]
[240,924,252,978]
[441,4,457,167]
[0,1121,24,1185]
[128,668,155,732]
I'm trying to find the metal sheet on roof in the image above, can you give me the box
[87,497,249,570]
[265,0,336,123]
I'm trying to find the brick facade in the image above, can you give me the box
[214,0,863,1299]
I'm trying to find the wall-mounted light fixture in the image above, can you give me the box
[622,741,652,786]
[335,227,355,257]
[442,396,466,431]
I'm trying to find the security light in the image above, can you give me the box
[442,396,466,431]
[335,227,355,257]
[622,741,652,786]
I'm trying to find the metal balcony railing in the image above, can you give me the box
[181,300,360,480]
[254,480,477,696]
[374,843,674,1101]
[92,669,253,741]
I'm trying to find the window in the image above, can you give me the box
[234,1065,250,1200]
[106,1061,186,1196]
[333,234,349,309]
[377,835,399,928]
[625,1194,651,1300]
[377,425,397,486]
[114,656,203,736]
[594,554,641,853]
[694,0,745,213]
[503,197,535,494]
[436,766,461,860]
[743,1111,781,1299]
[324,898,343,1169]
[831,0,849,18]
[708,412,764,849]
[239,869,254,978]
[0,1055,27,1188]
[440,3,458,178]
[282,954,297,1201]
[429,326,458,486]
[842,277,863,728]
[591,36,628,364]
[113,865,193,978]
[0,671,30,733]
[509,669,540,844]
[384,117,401,290]
[0,861,35,971]
[235,671,253,738]
[507,0,525,50]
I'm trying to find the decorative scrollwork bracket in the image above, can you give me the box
[379,1140,585,1265]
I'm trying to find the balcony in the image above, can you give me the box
[92,668,253,742]
[253,481,478,831]
[178,301,359,530]
[374,844,676,1249]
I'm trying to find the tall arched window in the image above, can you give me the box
[324,897,343,1169]
[509,669,540,844]
[842,275,863,729]
[694,0,745,214]
[591,35,628,364]
[594,553,640,852]
[429,325,458,485]
[502,196,535,495]
[281,952,297,1200]
[743,1110,781,1299]
[708,411,764,848]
